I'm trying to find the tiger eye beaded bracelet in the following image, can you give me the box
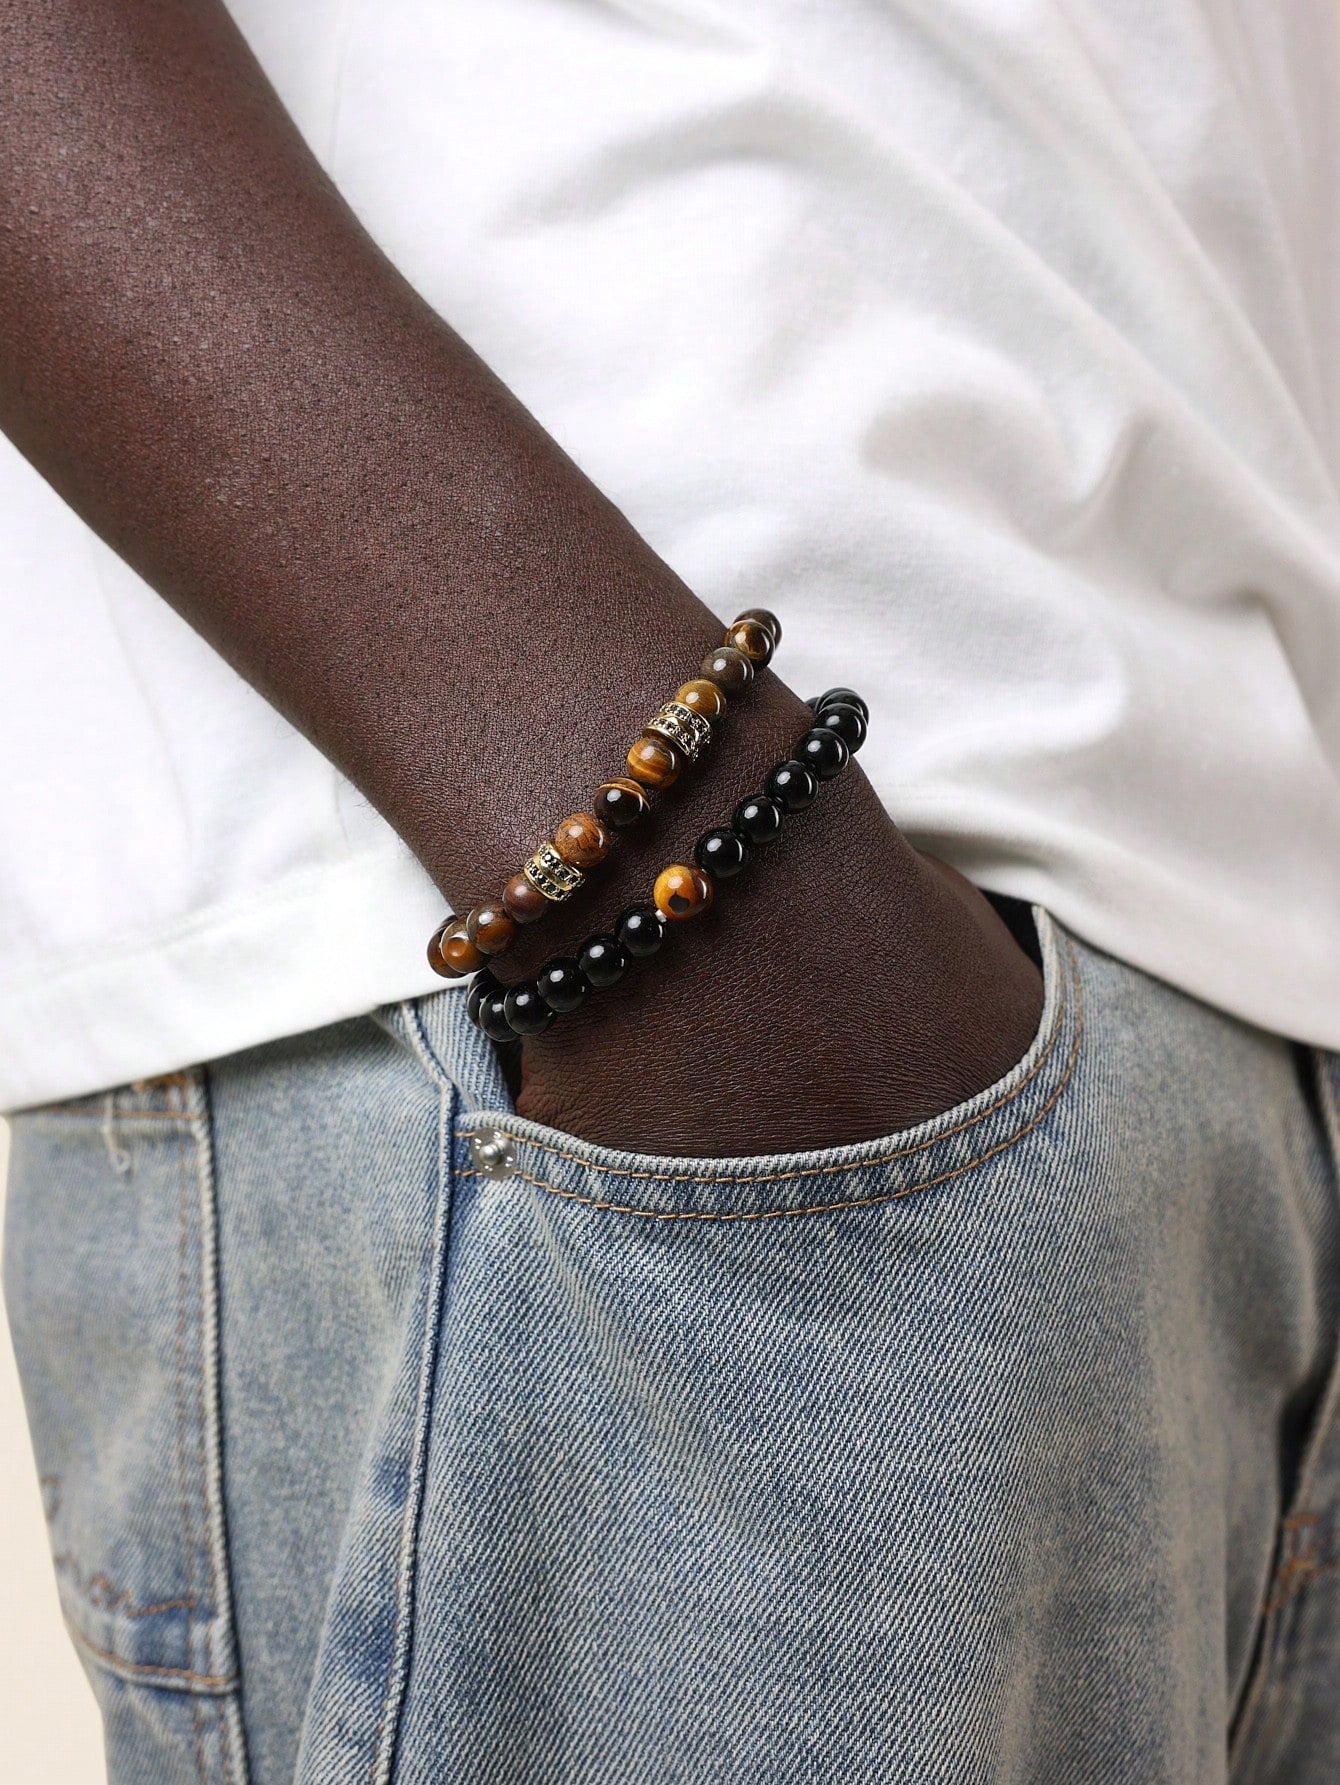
[427,607,783,979]
[465,688,868,1040]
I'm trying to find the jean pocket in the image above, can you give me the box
[3,1072,246,1778]
[454,906,1082,1224]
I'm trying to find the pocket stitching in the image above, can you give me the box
[465,932,1078,1194]
[172,1113,207,1678]
[53,1550,195,1620]
[62,1620,237,1690]
[62,1095,229,1684]
[458,939,1084,1221]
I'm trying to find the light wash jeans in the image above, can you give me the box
[6,910,1340,1784]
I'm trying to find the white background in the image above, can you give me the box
[0,1120,105,1781]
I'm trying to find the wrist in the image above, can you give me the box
[454,663,820,985]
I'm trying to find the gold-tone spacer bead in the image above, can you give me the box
[523,842,585,903]
[644,700,712,764]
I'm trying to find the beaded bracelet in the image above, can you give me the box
[464,688,869,1039]
[427,607,784,980]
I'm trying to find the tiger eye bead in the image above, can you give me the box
[427,922,451,978]
[465,899,518,956]
[626,734,682,790]
[736,607,782,646]
[593,776,651,830]
[675,678,727,723]
[653,862,715,922]
[501,872,551,924]
[429,917,485,979]
[724,618,775,667]
[700,645,754,692]
[553,812,612,870]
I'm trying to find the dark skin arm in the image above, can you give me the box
[0,0,1041,1154]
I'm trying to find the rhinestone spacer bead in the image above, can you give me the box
[644,700,712,764]
[523,842,585,903]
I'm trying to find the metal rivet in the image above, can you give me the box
[469,1129,516,1178]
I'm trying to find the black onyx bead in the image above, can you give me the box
[797,727,850,781]
[578,933,628,989]
[817,686,869,724]
[764,758,818,813]
[814,701,867,753]
[732,793,784,845]
[537,957,589,1014]
[695,827,751,880]
[476,989,518,1044]
[503,982,556,1037]
[466,969,501,1025]
[616,903,668,958]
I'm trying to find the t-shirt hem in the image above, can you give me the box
[2,838,1337,1114]
[0,848,456,1113]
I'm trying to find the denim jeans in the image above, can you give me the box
[6,910,1340,1784]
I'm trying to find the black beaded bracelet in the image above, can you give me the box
[465,688,868,1040]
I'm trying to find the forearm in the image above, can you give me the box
[0,0,816,918]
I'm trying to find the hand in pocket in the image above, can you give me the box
[514,768,1044,1157]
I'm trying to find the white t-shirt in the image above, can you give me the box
[2,0,1338,1111]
